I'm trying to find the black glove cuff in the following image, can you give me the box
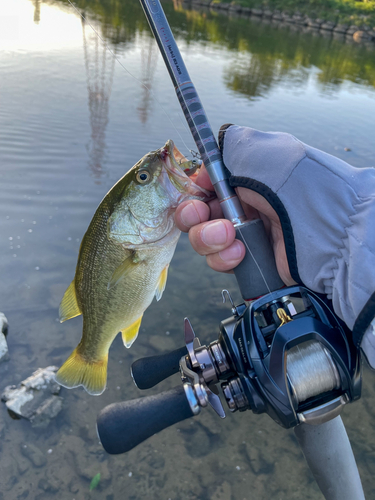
[218,124,301,285]
[218,123,233,151]
[229,176,301,284]
[352,292,375,348]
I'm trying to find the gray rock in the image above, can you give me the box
[0,312,8,335]
[272,12,283,21]
[333,32,346,42]
[292,14,305,24]
[334,24,349,33]
[30,396,63,427]
[308,18,323,28]
[240,7,252,15]
[38,477,59,493]
[2,366,62,427]
[251,8,263,17]
[16,455,30,475]
[282,12,292,22]
[228,4,241,12]
[346,25,359,36]
[20,443,47,468]
[0,312,9,363]
[320,21,335,31]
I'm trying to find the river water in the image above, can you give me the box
[1,0,375,498]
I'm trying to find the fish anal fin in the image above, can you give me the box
[55,348,108,396]
[155,265,169,301]
[59,280,82,323]
[108,253,139,290]
[121,315,143,349]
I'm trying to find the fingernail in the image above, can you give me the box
[180,203,200,227]
[219,241,243,261]
[201,221,227,246]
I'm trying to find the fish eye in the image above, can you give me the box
[136,170,151,184]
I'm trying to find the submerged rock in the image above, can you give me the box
[0,312,9,363]
[21,443,47,468]
[1,366,63,427]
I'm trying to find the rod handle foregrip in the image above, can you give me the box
[131,346,188,390]
[97,386,194,454]
[234,219,284,300]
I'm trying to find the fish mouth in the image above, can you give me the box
[159,140,212,202]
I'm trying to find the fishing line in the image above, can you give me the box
[66,0,194,158]
[238,226,272,295]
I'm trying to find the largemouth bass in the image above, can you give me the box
[55,140,209,396]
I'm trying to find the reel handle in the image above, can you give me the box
[131,346,188,389]
[97,386,194,454]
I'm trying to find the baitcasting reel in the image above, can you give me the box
[97,286,361,455]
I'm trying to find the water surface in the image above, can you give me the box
[0,0,375,498]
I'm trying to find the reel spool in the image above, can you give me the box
[287,340,341,408]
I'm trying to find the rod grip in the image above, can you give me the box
[131,346,188,390]
[294,416,365,500]
[97,386,194,454]
[234,219,284,299]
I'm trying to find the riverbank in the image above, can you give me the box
[208,0,375,27]
[187,0,375,40]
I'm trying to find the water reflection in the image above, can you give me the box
[33,0,40,23]
[137,37,159,124]
[82,16,115,180]
[55,0,375,101]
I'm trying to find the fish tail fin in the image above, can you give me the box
[55,348,108,396]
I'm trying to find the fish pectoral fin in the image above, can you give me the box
[55,348,108,396]
[121,315,143,348]
[59,280,82,323]
[155,265,169,301]
[107,254,139,290]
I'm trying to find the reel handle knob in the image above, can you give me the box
[131,346,187,389]
[97,385,194,454]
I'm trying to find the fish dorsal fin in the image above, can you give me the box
[121,315,143,348]
[107,253,139,290]
[155,265,169,301]
[59,280,82,323]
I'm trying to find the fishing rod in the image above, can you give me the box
[97,1,365,498]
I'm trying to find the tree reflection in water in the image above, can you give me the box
[57,0,375,102]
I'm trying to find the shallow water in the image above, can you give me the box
[1,0,375,498]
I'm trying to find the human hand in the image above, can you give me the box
[175,165,295,286]
[175,125,375,364]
